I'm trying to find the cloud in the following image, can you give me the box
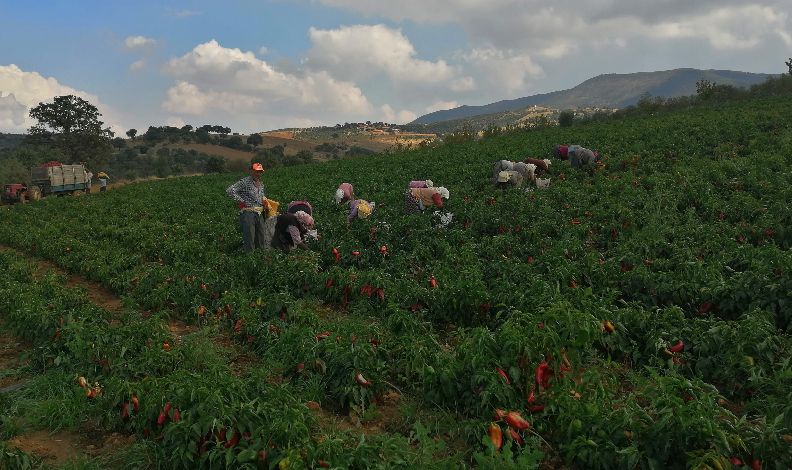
[160,40,376,129]
[0,64,123,133]
[258,46,269,55]
[129,60,147,72]
[302,1,792,58]
[124,36,161,53]
[424,100,458,114]
[165,8,202,18]
[379,104,417,124]
[165,116,186,128]
[457,46,544,93]
[304,24,456,83]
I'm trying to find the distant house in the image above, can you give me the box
[372,129,383,133]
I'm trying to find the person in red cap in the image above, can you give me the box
[552,145,600,168]
[226,162,268,252]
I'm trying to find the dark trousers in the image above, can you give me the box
[239,211,266,253]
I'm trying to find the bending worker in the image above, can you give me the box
[263,211,314,253]
[226,163,267,253]
[347,199,375,225]
[404,186,449,215]
[333,183,355,205]
[408,179,434,188]
[552,145,600,168]
[492,159,535,188]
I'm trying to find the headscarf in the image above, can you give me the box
[497,171,510,183]
[333,188,344,204]
[435,186,450,200]
[294,211,314,230]
[357,201,372,219]
[425,179,434,188]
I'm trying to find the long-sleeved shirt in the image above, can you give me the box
[492,160,514,184]
[226,176,266,213]
[338,183,354,203]
[347,199,373,222]
[411,188,443,209]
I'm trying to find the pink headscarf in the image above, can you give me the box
[294,211,314,230]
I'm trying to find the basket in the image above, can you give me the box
[535,178,550,190]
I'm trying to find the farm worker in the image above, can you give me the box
[85,169,93,190]
[97,172,109,192]
[404,186,449,215]
[287,200,313,216]
[225,163,268,253]
[347,199,375,225]
[494,170,524,189]
[408,179,434,188]
[523,157,551,175]
[333,183,354,205]
[492,159,531,188]
[263,210,314,253]
[552,145,600,168]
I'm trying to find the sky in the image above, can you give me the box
[1,0,790,135]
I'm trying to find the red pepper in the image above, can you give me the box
[318,461,330,468]
[505,411,530,430]
[497,368,510,384]
[493,409,508,420]
[154,433,165,440]
[355,373,371,386]
[225,432,239,448]
[488,423,502,450]
[316,332,330,340]
[325,279,334,288]
[750,459,760,470]
[296,363,305,371]
[378,288,385,301]
[132,396,139,412]
[122,403,129,419]
[699,301,715,313]
[173,409,180,422]
[157,410,167,425]
[528,405,545,413]
[528,390,534,406]
[669,340,684,353]
[429,279,437,288]
[729,457,743,466]
[509,428,523,446]
[612,228,618,238]
[224,304,231,316]
[164,403,171,415]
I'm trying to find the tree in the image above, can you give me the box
[786,57,792,75]
[296,149,314,164]
[25,95,115,168]
[111,137,127,149]
[204,154,227,173]
[246,134,264,146]
[126,129,137,140]
[558,110,575,127]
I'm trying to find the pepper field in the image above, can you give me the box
[1,95,791,470]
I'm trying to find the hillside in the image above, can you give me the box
[410,68,778,124]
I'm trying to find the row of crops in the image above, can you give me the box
[1,94,792,469]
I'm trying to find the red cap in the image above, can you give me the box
[251,163,264,171]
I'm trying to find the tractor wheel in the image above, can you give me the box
[28,185,42,201]
[72,190,84,197]
[19,193,26,204]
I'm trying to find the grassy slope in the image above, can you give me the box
[1,95,791,469]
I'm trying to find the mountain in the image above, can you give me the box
[409,68,778,124]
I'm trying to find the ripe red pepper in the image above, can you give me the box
[497,368,510,384]
[488,423,502,450]
[157,410,167,425]
[528,390,534,406]
[325,279,334,288]
[225,432,239,448]
[429,279,437,288]
[505,411,530,430]
[224,304,231,316]
[122,403,129,419]
[699,301,715,313]
[669,340,684,353]
[318,461,330,468]
[132,396,139,412]
[493,409,507,420]
[730,457,743,466]
[355,373,371,386]
[528,405,546,413]
[164,403,171,415]
[509,428,523,446]
[173,409,180,422]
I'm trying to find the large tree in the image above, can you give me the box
[25,95,115,168]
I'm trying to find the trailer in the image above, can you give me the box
[27,163,90,201]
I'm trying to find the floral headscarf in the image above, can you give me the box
[294,211,314,230]
[357,201,372,219]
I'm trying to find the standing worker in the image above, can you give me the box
[333,183,355,205]
[552,145,600,168]
[225,163,268,253]
[404,186,449,215]
[97,172,109,192]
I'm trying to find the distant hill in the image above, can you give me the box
[410,68,779,124]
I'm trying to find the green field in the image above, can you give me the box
[1,95,791,469]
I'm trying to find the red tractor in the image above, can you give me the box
[2,183,28,205]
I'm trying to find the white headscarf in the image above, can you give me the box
[333,188,344,204]
[435,186,450,200]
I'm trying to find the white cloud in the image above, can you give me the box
[129,59,146,72]
[124,36,160,53]
[258,46,269,55]
[424,100,458,114]
[0,64,123,133]
[379,104,417,124]
[165,8,202,18]
[165,116,186,128]
[160,40,375,129]
[457,46,544,93]
[304,24,456,83]
[450,77,476,92]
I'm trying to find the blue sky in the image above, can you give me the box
[1,0,790,135]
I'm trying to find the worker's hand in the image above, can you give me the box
[238,202,247,209]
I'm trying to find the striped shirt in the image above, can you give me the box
[226,176,266,213]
